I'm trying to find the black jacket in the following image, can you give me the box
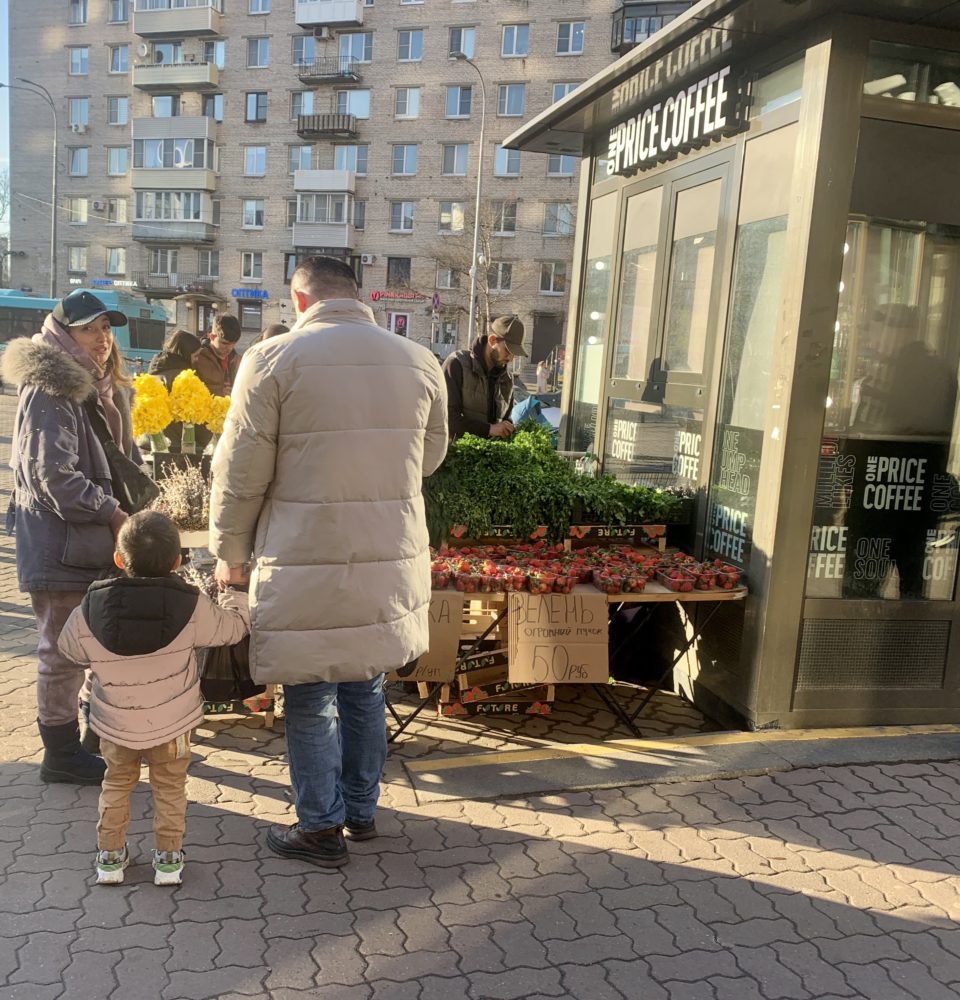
[442,338,513,440]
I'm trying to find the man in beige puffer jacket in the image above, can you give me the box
[209,256,448,868]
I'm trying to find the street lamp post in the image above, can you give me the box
[1,79,58,297]
[452,53,486,346]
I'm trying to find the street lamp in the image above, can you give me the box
[0,79,58,297]
[452,52,486,346]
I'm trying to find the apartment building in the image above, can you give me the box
[8,0,691,357]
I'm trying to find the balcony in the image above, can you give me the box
[131,168,218,191]
[133,0,223,37]
[297,58,362,84]
[294,169,356,194]
[292,221,353,252]
[296,113,358,139]
[131,271,216,298]
[610,2,693,55]
[295,0,363,29]
[132,221,217,244]
[132,116,215,141]
[133,60,219,92]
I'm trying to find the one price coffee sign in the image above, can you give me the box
[507,593,608,685]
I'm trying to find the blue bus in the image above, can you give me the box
[0,288,168,368]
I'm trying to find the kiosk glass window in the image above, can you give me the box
[612,186,662,381]
[706,124,798,568]
[568,192,616,453]
[807,120,960,601]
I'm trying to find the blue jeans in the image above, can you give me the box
[282,675,387,832]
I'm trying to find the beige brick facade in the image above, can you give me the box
[7,0,657,357]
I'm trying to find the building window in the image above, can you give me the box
[291,91,314,118]
[69,0,88,26]
[69,47,89,75]
[241,251,263,281]
[552,81,580,102]
[488,261,513,292]
[387,256,411,286]
[133,138,213,170]
[68,246,88,273]
[199,250,220,278]
[69,147,88,177]
[211,199,221,226]
[152,95,180,118]
[69,98,89,127]
[298,194,347,223]
[392,144,417,176]
[395,87,421,118]
[445,85,472,118]
[67,198,88,225]
[449,26,476,58]
[247,37,269,69]
[494,145,520,177]
[288,145,312,173]
[340,32,373,64]
[249,0,270,12]
[390,201,415,233]
[108,97,128,126]
[135,192,203,222]
[547,153,576,176]
[557,21,585,55]
[286,199,297,228]
[335,144,368,175]
[386,312,410,336]
[438,202,465,234]
[441,143,468,176]
[204,39,225,69]
[107,147,128,176]
[292,35,316,66]
[540,261,567,294]
[244,146,267,176]
[245,92,267,123]
[202,93,224,121]
[497,83,526,117]
[502,24,529,57]
[436,266,460,290]
[106,248,126,276]
[397,30,423,62]
[150,248,178,276]
[109,45,127,74]
[543,202,575,235]
[284,253,298,284]
[106,198,126,224]
[492,200,517,235]
[239,301,262,331]
[109,0,128,23]
[335,90,371,119]
[242,199,265,229]
[354,200,366,230]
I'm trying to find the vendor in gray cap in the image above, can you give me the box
[442,314,527,440]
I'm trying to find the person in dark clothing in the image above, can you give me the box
[257,322,290,343]
[442,314,527,440]
[148,330,204,453]
[189,314,242,452]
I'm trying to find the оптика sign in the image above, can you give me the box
[606,65,742,177]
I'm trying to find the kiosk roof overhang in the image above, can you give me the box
[503,0,960,155]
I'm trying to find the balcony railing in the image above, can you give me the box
[132,221,217,244]
[133,0,223,36]
[610,2,692,55]
[295,0,363,29]
[292,221,353,252]
[131,271,216,296]
[133,60,219,91]
[296,113,359,139]
[296,58,362,84]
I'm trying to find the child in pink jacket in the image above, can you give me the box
[59,510,249,886]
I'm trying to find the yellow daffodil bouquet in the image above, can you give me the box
[169,370,214,454]
[131,373,174,453]
[205,394,231,437]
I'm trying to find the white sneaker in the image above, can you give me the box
[152,849,185,886]
[95,845,130,885]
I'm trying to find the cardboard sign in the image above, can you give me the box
[507,592,608,684]
[387,592,465,683]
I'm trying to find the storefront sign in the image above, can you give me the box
[507,592,608,684]
[369,289,426,302]
[706,426,764,568]
[231,288,269,299]
[607,65,742,176]
[73,278,140,289]
[387,592,465,683]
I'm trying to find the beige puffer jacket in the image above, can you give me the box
[209,298,448,685]
[58,578,249,750]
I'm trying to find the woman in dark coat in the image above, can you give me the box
[148,329,203,452]
[2,290,141,785]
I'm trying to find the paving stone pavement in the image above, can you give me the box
[1,391,959,1000]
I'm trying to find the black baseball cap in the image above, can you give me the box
[490,314,528,357]
[53,290,127,328]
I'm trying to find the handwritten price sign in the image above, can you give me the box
[507,592,608,684]
[387,592,465,683]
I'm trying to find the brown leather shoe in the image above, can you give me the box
[265,823,349,867]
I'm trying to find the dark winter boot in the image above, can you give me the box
[38,719,106,785]
[79,701,101,756]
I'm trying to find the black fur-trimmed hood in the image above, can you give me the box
[1,337,95,402]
